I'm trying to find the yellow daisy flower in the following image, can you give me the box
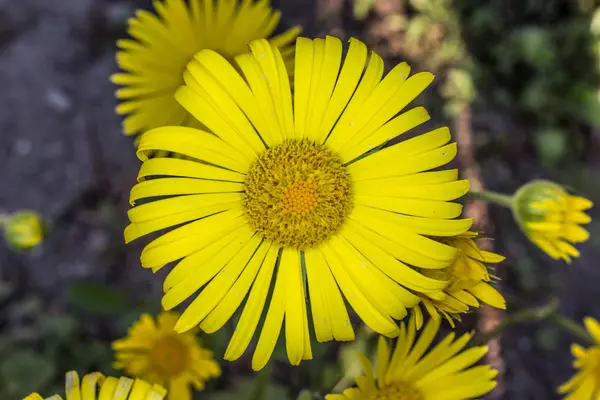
[112,312,220,400]
[24,371,166,400]
[414,231,506,328]
[126,36,474,370]
[513,180,592,263]
[326,316,497,400]
[113,0,301,136]
[559,317,600,399]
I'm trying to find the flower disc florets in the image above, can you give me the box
[243,139,352,249]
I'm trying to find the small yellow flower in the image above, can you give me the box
[24,371,166,400]
[414,231,506,328]
[513,180,592,263]
[326,316,497,400]
[2,210,45,251]
[559,317,600,399]
[112,312,220,400]
[113,0,301,136]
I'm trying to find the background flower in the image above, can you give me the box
[558,317,600,399]
[24,371,167,400]
[326,316,497,400]
[113,0,301,136]
[112,312,220,400]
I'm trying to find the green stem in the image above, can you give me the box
[548,314,594,344]
[474,299,559,345]
[250,362,272,400]
[468,189,515,209]
[474,298,594,346]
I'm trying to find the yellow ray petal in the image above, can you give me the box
[140,208,245,268]
[225,244,279,361]
[316,38,368,143]
[129,178,243,205]
[173,233,262,333]
[137,158,245,182]
[320,244,400,337]
[341,106,431,163]
[252,250,286,371]
[136,126,250,172]
[305,247,355,342]
[200,239,271,333]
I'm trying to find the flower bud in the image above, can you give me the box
[2,210,45,251]
[513,180,592,262]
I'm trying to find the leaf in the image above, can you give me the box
[38,313,78,342]
[535,128,567,165]
[0,350,56,398]
[297,390,314,400]
[68,282,132,317]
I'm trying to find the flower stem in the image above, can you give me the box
[250,362,272,400]
[474,298,594,345]
[468,189,514,209]
[547,314,594,344]
[474,299,559,345]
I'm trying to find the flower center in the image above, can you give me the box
[243,139,352,249]
[375,382,424,400]
[149,335,188,377]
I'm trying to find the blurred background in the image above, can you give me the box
[1,0,600,399]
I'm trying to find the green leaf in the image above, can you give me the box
[68,282,132,316]
[38,313,78,342]
[0,350,56,398]
[535,128,567,165]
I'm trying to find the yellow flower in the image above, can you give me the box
[113,0,301,136]
[326,316,497,400]
[126,36,474,370]
[24,371,166,400]
[2,210,45,251]
[559,317,600,399]
[513,180,592,263]
[112,312,220,400]
[415,231,506,328]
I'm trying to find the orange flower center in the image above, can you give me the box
[149,335,189,377]
[281,180,318,216]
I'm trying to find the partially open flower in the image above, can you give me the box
[2,210,45,251]
[414,231,505,328]
[24,371,166,400]
[513,180,592,263]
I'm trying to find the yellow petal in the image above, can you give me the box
[225,244,279,361]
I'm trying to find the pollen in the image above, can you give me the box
[282,180,318,216]
[243,139,352,249]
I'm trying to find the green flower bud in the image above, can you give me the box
[2,210,45,251]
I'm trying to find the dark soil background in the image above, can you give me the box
[1,0,600,399]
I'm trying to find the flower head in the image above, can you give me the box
[559,317,600,399]
[2,210,45,251]
[24,371,166,400]
[112,312,220,400]
[126,36,476,370]
[326,316,497,400]
[113,0,301,136]
[415,232,505,328]
[513,180,592,263]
